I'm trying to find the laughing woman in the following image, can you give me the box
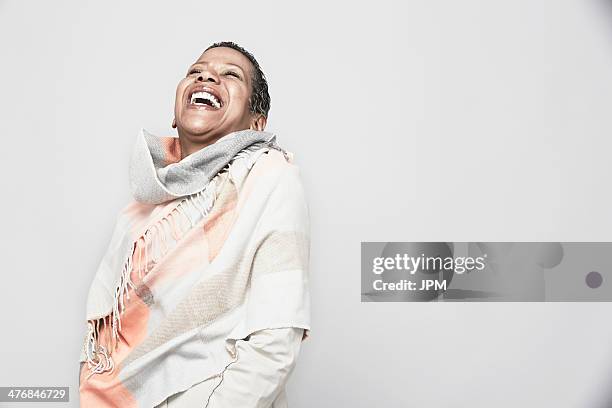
[78,42,311,408]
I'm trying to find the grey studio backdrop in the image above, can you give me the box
[1,1,612,407]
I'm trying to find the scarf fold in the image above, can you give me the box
[130,128,284,205]
[79,127,310,408]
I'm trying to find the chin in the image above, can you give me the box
[180,119,219,136]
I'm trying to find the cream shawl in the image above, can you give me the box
[78,128,311,407]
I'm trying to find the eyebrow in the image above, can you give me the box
[188,61,246,75]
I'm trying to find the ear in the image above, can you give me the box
[249,115,267,131]
[172,118,177,129]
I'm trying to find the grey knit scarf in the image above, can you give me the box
[129,128,284,204]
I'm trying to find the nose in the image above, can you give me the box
[196,70,219,84]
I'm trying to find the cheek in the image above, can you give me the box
[175,81,189,106]
[228,84,250,105]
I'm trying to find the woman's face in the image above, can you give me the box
[174,47,258,149]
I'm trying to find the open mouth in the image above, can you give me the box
[187,87,223,110]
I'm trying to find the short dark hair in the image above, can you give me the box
[204,41,271,118]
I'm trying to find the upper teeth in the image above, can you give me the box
[190,91,221,108]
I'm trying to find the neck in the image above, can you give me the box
[178,132,225,160]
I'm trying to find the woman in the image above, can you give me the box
[78,41,311,408]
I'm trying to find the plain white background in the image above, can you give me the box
[1,1,612,407]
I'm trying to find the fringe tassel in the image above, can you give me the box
[85,319,115,379]
[84,168,228,379]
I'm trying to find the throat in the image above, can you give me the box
[178,133,225,160]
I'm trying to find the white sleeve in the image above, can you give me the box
[206,327,305,408]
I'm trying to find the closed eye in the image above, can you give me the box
[224,71,241,79]
[186,68,241,79]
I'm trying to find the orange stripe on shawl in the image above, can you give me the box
[144,223,209,288]
[79,293,150,407]
[80,229,155,407]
